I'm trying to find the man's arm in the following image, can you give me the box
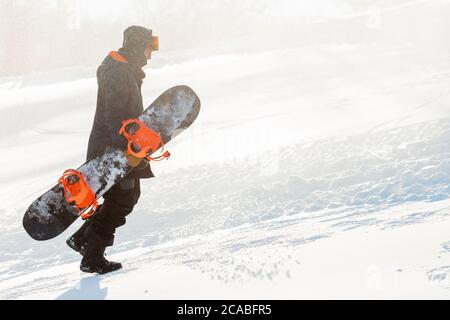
[102,69,147,168]
[102,69,133,150]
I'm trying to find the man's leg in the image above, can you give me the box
[80,178,141,274]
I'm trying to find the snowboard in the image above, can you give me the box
[23,85,201,241]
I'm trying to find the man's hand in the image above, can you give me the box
[124,151,148,168]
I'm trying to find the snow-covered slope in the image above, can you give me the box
[1,1,450,300]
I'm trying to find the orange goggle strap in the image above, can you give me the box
[152,36,159,51]
[147,36,159,51]
[119,119,170,162]
[58,169,98,220]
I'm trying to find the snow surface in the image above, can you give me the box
[1,1,450,299]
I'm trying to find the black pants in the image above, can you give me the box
[73,178,141,249]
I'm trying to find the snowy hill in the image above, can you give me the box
[1,0,450,299]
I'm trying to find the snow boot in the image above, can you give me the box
[66,205,103,256]
[66,235,87,256]
[80,256,122,275]
[66,220,91,256]
[79,222,121,275]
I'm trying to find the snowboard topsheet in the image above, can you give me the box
[23,85,201,241]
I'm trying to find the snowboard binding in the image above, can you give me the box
[58,169,98,220]
[119,119,170,161]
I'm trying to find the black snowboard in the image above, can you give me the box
[23,85,201,241]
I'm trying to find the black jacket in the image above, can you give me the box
[87,52,154,179]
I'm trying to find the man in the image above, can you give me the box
[66,26,159,274]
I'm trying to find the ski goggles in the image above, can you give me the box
[148,35,159,51]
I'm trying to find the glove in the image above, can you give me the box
[124,151,148,168]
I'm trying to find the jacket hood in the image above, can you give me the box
[118,26,153,69]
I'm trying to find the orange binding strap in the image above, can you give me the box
[119,119,170,162]
[58,169,98,220]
